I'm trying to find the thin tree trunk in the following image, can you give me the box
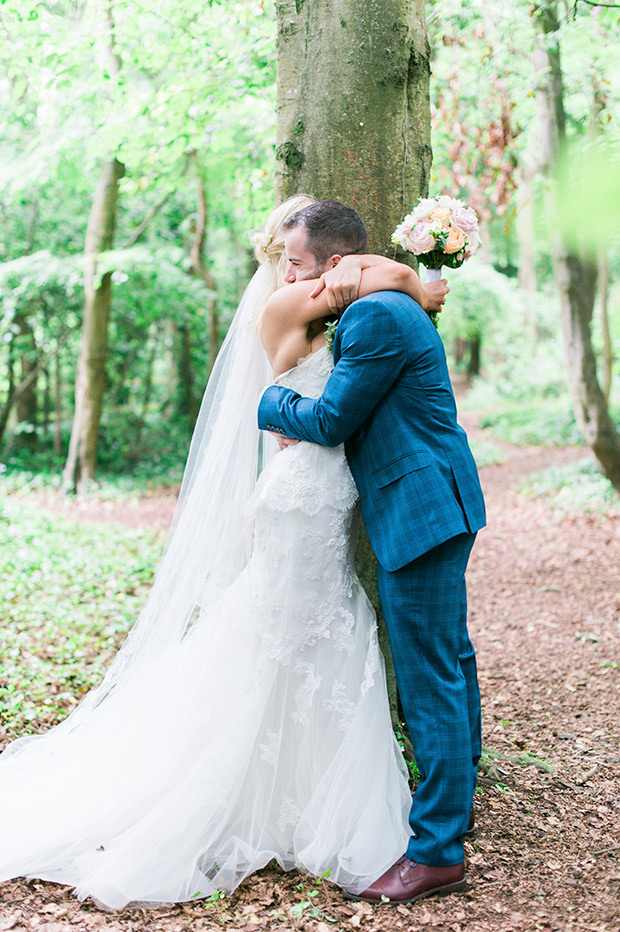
[189,151,220,375]
[0,340,16,449]
[276,0,431,744]
[136,326,159,446]
[54,348,63,455]
[63,0,124,495]
[42,365,50,435]
[62,157,125,494]
[534,1,620,491]
[599,249,612,405]
[177,324,198,427]
[15,313,38,446]
[516,165,538,294]
[468,334,481,378]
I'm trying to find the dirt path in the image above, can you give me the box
[1,422,619,931]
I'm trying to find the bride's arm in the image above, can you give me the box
[312,254,449,315]
[260,258,434,346]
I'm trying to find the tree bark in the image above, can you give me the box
[63,0,124,495]
[54,348,63,456]
[534,1,620,490]
[516,164,538,295]
[598,249,612,405]
[15,312,38,443]
[275,0,431,253]
[189,151,220,375]
[276,0,431,746]
[62,157,125,494]
[177,324,199,428]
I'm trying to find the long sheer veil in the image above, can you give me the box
[3,261,277,754]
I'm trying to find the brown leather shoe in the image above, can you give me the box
[345,857,465,905]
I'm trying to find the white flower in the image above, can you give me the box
[437,194,462,210]
[412,198,438,222]
[391,214,416,248]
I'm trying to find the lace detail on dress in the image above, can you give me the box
[248,352,363,670]
[361,626,381,696]
[259,729,282,768]
[292,662,322,726]
[277,798,302,833]
[248,347,358,519]
[323,681,356,733]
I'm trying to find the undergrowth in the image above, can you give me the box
[519,457,620,517]
[0,500,162,736]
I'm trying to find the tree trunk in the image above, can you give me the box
[275,0,431,253]
[516,164,538,295]
[189,151,220,375]
[177,324,198,428]
[276,0,431,746]
[534,1,620,491]
[598,249,612,405]
[54,348,63,456]
[0,339,16,449]
[467,334,481,379]
[15,312,38,446]
[63,157,125,494]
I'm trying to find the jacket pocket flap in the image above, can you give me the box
[373,451,432,488]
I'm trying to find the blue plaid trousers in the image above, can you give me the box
[377,532,481,867]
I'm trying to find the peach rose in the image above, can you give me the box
[429,206,451,227]
[444,226,467,254]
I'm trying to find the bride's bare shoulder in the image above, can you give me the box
[262,280,328,330]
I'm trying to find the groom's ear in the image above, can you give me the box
[327,254,343,269]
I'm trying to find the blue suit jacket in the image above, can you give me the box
[258,291,486,571]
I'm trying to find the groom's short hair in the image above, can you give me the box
[283,199,368,264]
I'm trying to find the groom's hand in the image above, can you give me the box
[309,256,365,312]
[422,279,450,314]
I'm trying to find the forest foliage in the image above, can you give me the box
[0,0,619,490]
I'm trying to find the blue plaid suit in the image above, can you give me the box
[258,291,486,866]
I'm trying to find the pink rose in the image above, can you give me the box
[407,222,436,255]
[451,206,478,233]
[464,229,481,258]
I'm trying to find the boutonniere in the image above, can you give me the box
[324,319,338,354]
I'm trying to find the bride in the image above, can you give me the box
[0,195,441,909]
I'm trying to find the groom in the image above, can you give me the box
[257,199,486,904]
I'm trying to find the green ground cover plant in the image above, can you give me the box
[469,438,508,468]
[0,500,162,736]
[519,457,620,517]
[478,398,584,447]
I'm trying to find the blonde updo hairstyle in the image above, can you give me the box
[251,194,316,292]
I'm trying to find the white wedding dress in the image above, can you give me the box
[0,346,410,909]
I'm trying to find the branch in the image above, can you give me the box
[575,0,620,9]
[121,191,172,249]
[4,328,73,408]
[188,151,216,291]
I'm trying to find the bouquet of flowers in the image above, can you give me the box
[392,195,480,276]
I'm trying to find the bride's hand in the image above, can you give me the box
[309,256,365,313]
[422,279,449,313]
[271,432,301,450]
